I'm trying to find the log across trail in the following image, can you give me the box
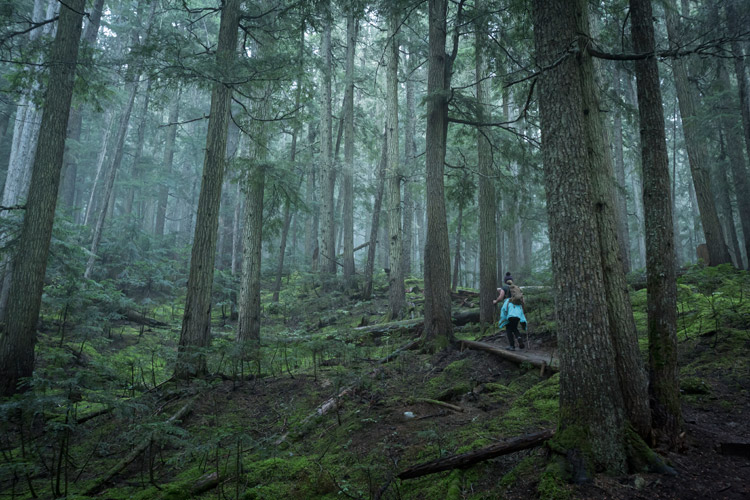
[460,340,559,373]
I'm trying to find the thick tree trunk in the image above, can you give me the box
[575,0,651,440]
[476,22,497,326]
[175,0,240,380]
[0,0,85,396]
[155,90,180,237]
[665,2,731,266]
[533,0,628,472]
[386,12,404,320]
[319,1,336,276]
[363,132,387,300]
[631,0,683,447]
[423,0,455,351]
[237,167,264,346]
[342,14,356,287]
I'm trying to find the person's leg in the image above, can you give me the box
[507,317,520,349]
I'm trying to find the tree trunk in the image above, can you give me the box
[386,11,404,319]
[612,65,632,273]
[318,1,336,275]
[342,13,356,286]
[0,0,85,396]
[59,0,105,213]
[155,89,180,237]
[423,0,455,351]
[713,131,742,268]
[631,0,683,447]
[451,204,463,292]
[363,131,387,300]
[725,1,750,166]
[402,35,417,279]
[175,0,240,380]
[715,49,750,269]
[664,2,731,266]
[533,0,628,472]
[84,78,140,279]
[83,112,115,227]
[476,16,496,328]
[575,0,652,440]
[124,78,152,219]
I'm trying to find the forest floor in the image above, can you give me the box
[1,267,749,499]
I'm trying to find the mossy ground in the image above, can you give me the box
[1,266,748,498]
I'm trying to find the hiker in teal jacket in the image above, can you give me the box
[497,277,527,350]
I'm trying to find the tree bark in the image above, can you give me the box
[155,89,180,237]
[451,204,463,292]
[342,13,356,287]
[631,0,683,447]
[713,131,742,267]
[533,0,628,472]
[363,131,387,300]
[84,76,140,279]
[612,65,632,273]
[402,35,417,278]
[664,2,731,266]
[725,1,750,167]
[386,11,404,320]
[124,78,152,219]
[59,0,106,213]
[318,1,336,275]
[575,0,651,440]
[175,0,240,380]
[423,0,455,351]
[398,429,555,480]
[0,0,85,396]
[715,51,750,269]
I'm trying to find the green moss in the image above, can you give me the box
[499,455,537,488]
[537,457,571,500]
[680,376,711,395]
[241,456,335,499]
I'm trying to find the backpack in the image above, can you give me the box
[508,284,524,307]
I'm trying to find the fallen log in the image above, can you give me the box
[355,309,481,334]
[460,340,558,373]
[415,398,464,413]
[84,397,195,495]
[379,338,421,364]
[398,429,555,480]
[123,310,168,328]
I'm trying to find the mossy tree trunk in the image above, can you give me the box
[630,0,683,447]
[0,0,86,396]
[175,0,240,380]
[386,9,404,320]
[574,0,651,440]
[423,0,455,351]
[532,0,629,472]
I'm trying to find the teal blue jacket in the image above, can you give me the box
[498,299,527,330]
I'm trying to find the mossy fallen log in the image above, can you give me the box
[83,397,195,495]
[398,429,555,479]
[354,309,481,334]
[460,340,558,372]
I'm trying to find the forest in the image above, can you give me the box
[0,0,749,498]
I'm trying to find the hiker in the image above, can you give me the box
[492,272,514,306]
[495,274,527,350]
